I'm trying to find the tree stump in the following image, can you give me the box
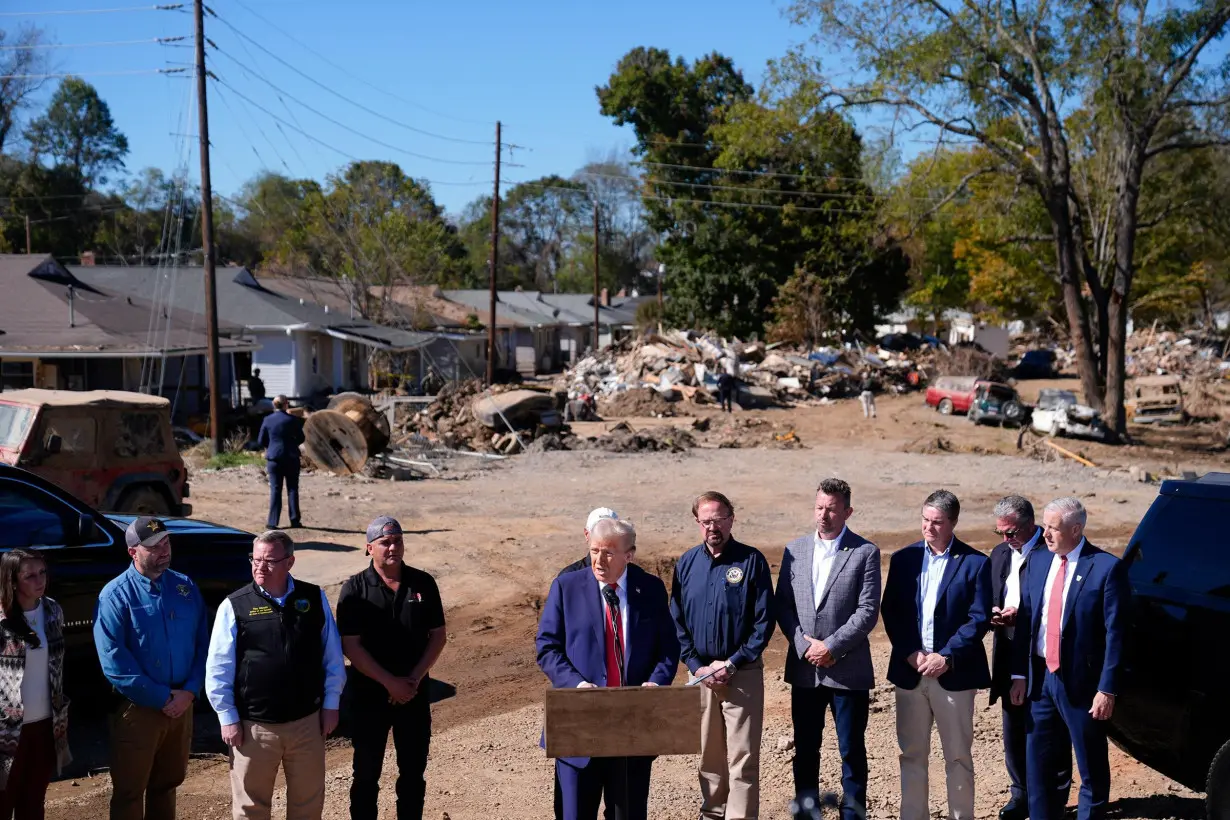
[303,410,368,475]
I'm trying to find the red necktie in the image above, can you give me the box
[1045,555,1068,673]
[603,584,623,687]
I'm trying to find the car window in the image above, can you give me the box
[0,405,34,449]
[114,412,167,458]
[1128,495,1230,599]
[0,483,67,548]
[42,415,97,454]
[988,386,1015,400]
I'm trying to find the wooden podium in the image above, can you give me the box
[544,686,703,758]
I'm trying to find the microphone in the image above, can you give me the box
[602,585,620,610]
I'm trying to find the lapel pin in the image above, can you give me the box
[1076,575,1083,582]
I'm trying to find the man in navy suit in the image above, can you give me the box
[1010,497,1129,820]
[989,496,1071,820]
[536,517,680,820]
[881,490,991,820]
[257,395,305,529]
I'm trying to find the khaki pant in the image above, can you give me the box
[109,699,193,820]
[895,678,976,820]
[696,661,764,820]
[229,711,325,820]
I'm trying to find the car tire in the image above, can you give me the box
[1209,737,1230,820]
[1003,400,1025,423]
[118,486,172,516]
[938,398,954,415]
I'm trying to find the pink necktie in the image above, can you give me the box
[1045,555,1068,673]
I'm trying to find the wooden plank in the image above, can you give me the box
[544,686,702,758]
[1044,438,1097,467]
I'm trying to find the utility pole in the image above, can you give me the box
[487,121,501,385]
[195,0,223,453]
[592,203,600,352]
[25,216,31,254]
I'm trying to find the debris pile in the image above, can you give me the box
[561,330,928,411]
[1126,329,1229,379]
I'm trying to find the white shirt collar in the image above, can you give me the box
[597,567,629,594]
[925,536,954,557]
[814,526,847,551]
[1058,538,1085,565]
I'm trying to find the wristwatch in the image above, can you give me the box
[723,660,737,674]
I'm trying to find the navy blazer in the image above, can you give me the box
[257,410,304,463]
[881,539,992,692]
[535,563,680,767]
[1012,542,1129,709]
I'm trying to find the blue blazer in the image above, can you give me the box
[881,539,992,691]
[257,410,304,463]
[535,563,680,767]
[1011,542,1129,709]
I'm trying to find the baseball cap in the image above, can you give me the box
[585,507,619,532]
[366,516,403,543]
[126,516,170,548]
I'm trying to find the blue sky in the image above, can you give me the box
[21,0,817,216]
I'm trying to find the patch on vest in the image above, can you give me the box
[176,584,190,598]
[294,598,310,613]
[249,605,274,616]
[725,567,744,584]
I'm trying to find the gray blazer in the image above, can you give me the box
[775,529,882,690]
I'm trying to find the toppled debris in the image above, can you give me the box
[575,423,696,454]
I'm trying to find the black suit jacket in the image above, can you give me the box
[988,534,1038,704]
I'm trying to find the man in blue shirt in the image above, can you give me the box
[670,491,775,820]
[257,395,305,529]
[94,516,210,820]
[205,529,345,820]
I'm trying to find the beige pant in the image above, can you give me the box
[895,678,976,820]
[229,711,325,820]
[696,661,764,820]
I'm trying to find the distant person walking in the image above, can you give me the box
[858,372,877,419]
[247,369,266,404]
[258,396,305,529]
[0,549,72,820]
[718,356,737,413]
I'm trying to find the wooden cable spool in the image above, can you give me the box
[328,392,391,455]
[303,410,368,475]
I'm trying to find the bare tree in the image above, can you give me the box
[0,25,51,155]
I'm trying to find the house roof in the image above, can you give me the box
[68,264,439,351]
[254,275,462,331]
[437,289,649,329]
[0,255,257,358]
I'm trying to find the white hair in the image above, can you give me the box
[254,529,294,556]
[589,517,636,550]
[1044,497,1087,528]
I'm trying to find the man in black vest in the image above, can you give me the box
[338,516,447,820]
[204,530,346,820]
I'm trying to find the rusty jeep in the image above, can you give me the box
[0,389,191,516]
[1129,375,1186,425]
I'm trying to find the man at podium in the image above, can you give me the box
[536,517,681,820]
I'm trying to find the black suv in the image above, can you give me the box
[0,465,254,695]
[1110,472,1230,818]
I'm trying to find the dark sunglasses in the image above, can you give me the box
[994,527,1021,539]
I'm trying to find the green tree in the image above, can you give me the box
[787,0,1230,433]
[24,77,129,185]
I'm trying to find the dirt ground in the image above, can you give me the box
[44,389,1220,819]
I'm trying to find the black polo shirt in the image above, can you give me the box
[336,562,445,691]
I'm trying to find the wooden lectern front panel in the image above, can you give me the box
[544,686,703,758]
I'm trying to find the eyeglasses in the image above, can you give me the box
[248,555,290,568]
[697,516,731,529]
[994,527,1022,539]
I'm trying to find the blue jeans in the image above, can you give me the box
[266,459,300,527]
[791,685,869,820]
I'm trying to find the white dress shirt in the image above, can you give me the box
[597,567,629,658]
[1035,539,1085,660]
[1003,527,1042,639]
[205,576,347,727]
[812,527,846,610]
[919,537,954,653]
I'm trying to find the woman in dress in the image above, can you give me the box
[0,549,71,819]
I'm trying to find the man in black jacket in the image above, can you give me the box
[990,496,1071,820]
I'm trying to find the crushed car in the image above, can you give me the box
[968,381,1030,427]
[1128,375,1185,424]
[1030,389,1111,440]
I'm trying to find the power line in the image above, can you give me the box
[577,170,918,203]
[209,73,499,168]
[636,160,874,185]
[0,68,188,80]
[0,36,188,49]
[504,179,882,215]
[208,16,495,148]
[0,4,184,16]
[209,75,491,188]
[219,0,497,129]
